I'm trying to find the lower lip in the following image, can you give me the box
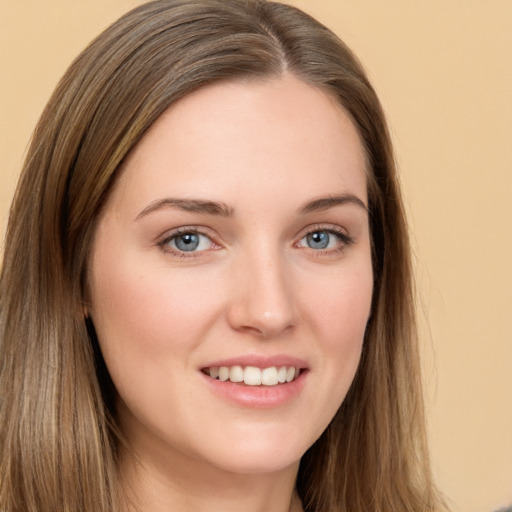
[201,371,308,409]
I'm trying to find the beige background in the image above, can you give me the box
[1,1,511,511]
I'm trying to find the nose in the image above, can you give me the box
[226,248,297,338]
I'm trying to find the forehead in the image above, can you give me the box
[113,75,368,212]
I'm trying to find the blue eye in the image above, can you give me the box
[306,231,330,249]
[299,230,345,250]
[168,232,212,252]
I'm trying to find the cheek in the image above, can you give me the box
[89,248,223,374]
[307,258,372,340]
[89,252,226,441]
[89,255,210,447]
[303,259,373,397]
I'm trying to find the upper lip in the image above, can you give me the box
[202,354,308,369]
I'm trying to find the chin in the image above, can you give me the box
[195,427,312,475]
[209,450,302,476]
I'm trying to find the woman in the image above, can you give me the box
[0,1,446,511]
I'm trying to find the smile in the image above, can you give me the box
[204,365,301,386]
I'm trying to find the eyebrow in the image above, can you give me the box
[135,193,368,221]
[135,198,234,220]
[298,194,369,215]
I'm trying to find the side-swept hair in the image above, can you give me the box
[0,1,445,511]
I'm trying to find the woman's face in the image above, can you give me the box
[89,75,373,477]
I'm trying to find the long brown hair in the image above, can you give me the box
[0,1,445,511]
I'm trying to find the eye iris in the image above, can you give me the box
[307,231,330,249]
[175,233,199,251]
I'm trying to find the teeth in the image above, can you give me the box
[218,366,229,381]
[230,365,244,383]
[207,365,301,386]
[261,367,278,385]
[244,366,262,385]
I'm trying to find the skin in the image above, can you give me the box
[89,75,373,512]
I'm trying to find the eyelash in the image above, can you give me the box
[295,224,354,257]
[157,224,354,259]
[157,227,219,258]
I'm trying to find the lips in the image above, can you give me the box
[204,365,301,386]
[200,355,308,407]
